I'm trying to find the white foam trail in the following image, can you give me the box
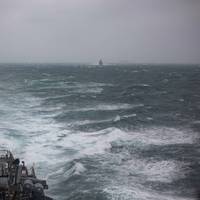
[134,127,198,145]
[123,113,137,118]
[43,126,198,165]
[104,185,193,200]
[0,92,64,166]
[0,88,198,200]
[2,119,197,165]
[117,158,189,183]
[131,70,139,73]
[57,128,126,157]
[0,94,198,200]
[114,113,137,122]
[131,83,151,87]
[75,87,103,94]
[68,103,144,112]
[146,117,153,120]
[71,118,113,126]
[66,112,137,126]
[1,94,198,166]
[192,120,200,124]
[29,81,113,92]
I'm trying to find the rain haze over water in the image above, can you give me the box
[0,0,200,200]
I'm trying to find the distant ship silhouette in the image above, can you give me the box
[98,59,103,66]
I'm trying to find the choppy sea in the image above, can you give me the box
[0,64,200,200]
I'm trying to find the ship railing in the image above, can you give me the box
[0,150,14,160]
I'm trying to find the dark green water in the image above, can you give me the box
[0,64,200,200]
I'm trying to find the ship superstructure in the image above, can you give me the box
[0,150,52,200]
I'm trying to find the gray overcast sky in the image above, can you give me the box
[0,0,200,64]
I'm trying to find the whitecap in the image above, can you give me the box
[146,117,153,120]
[131,127,198,146]
[120,159,189,183]
[68,103,144,112]
[113,114,137,122]
[123,113,137,118]
[114,115,121,122]
[104,185,192,200]
[56,162,87,180]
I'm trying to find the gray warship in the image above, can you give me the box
[0,150,53,200]
[98,59,103,66]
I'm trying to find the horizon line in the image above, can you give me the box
[0,62,199,66]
